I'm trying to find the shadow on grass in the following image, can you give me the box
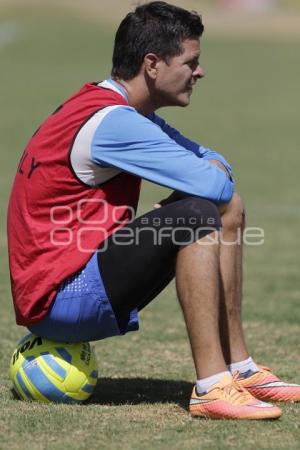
[90,377,194,409]
[10,378,194,410]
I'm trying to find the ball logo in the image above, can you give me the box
[80,342,91,366]
[12,336,43,365]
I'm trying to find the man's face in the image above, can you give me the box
[153,38,204,108]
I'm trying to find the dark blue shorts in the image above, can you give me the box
[28,252,139,342]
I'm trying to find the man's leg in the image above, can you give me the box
[173,203,281,419]
[98,197,221,322]
[100,196,231,379]
[219,194,300,403]
[150,194,282,417]
[99,197,281,419]
[218,193,249,364]
[175,231,227,379]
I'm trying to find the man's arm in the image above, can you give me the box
[90,106,234,204]
[154,160,230,208]
[148,113,234,207]
[148,112,234,180]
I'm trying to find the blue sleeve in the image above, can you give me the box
[91,106,234,204]
[148,112,234,180]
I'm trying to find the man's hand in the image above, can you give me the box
[208,160,233,214]
[208,159,231,177]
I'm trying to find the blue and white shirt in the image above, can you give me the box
[70,79,234,203]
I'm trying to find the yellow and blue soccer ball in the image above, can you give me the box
[9,333,98,403]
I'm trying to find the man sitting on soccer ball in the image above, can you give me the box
[7,1,300,419]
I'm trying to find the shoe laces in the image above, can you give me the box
[222,372,254,405]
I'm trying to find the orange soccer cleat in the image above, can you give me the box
[189,373,282,420]
[238,366,300,403]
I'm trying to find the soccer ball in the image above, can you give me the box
[9,333,98,403]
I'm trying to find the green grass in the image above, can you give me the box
[1,4,300,450]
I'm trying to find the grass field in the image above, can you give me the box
[0,2,300,449]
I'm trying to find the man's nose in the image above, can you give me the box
[193,65,205,79]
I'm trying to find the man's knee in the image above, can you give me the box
[221,193,246,231]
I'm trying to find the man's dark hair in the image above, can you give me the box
[111,1,204,80]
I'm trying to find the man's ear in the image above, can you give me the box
[144,53,160,80]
